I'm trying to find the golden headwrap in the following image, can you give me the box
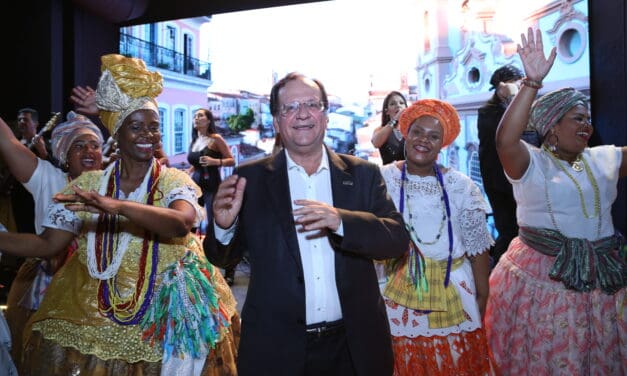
[399,99,460,148]
[95,54,163,136]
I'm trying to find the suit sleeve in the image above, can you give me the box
[332,164,409,260]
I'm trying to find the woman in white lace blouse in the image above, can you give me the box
[380,99,498,375]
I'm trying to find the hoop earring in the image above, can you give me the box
[546,132,558,153]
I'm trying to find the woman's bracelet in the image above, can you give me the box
[388,119,397,128]
[522,77,543,89]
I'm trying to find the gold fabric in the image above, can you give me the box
[24,166,237,364]
[384,257,466,329]
[95,54,163,136]
[100,54,163,99]
[21,314,240,376]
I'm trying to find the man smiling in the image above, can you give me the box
[208,72,408,376]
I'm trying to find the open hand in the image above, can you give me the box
[518,27,557,83]
[70,86,99,116]
[53,185,120,215]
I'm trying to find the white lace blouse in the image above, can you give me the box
[379,163,494,338]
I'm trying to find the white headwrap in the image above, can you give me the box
[50,111,104,166]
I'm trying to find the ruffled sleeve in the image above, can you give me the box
[160,167,204,226]
[448,170,493,256]
[41,171,102,235]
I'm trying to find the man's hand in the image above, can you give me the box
[213,174,246,229]
[293,199,341,232]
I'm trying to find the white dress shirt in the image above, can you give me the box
[215,147,343,324]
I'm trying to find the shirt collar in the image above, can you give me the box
[285,145,329,174]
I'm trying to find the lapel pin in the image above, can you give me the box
[342,180,354,186]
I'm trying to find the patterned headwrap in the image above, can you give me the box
[399,99,460,148]
[528,87,589,138]
[50,111,104,166]
[95,54,163,136]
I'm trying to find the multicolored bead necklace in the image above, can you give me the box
[542,146,602,236]
[400,162,454,287]
[88,158,161,325]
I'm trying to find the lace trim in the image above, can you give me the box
[460,209,494,256]
[32,319,162,362]
[44,203,81,234]
[166,185,204,226]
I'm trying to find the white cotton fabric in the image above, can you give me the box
[508,142,621,240]
[379,164,493,338]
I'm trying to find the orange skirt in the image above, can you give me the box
[391,328,499,376]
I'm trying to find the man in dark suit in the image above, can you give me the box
[477,65,524,266]
[207,72,409,376]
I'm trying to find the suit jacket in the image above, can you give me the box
[477,100,511,195]
[205,147,409,376]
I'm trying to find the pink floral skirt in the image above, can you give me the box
[485,237,626,375]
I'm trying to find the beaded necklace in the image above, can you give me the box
[87,158,161,325]
[542,146,602,237]
[400,162,454,286]
[405,179,446,245]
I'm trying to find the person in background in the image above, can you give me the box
[477,64,525,266]
[187,108,237,285]
[380,99,497,375]
[371,91,408,165]
[17,108,53,162]
[207,72,409,375]
[0,111,104,366]
[0,54,239,375]
[485,28,626,375]
[2,108,58,314]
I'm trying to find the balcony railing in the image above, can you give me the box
[119,33,211,81]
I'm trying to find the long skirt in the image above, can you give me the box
[19,313,241,376]
[391,328,498,376]
[485,237,626,375]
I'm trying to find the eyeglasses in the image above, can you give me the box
[279,100,326,117]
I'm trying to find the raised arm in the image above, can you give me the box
[0,116,39,182]
[371,124,394,148]
[496,28,556,179]
[70,86,99,116]
[213,135,235,167]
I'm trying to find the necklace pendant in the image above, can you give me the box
[572,160,584,172]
